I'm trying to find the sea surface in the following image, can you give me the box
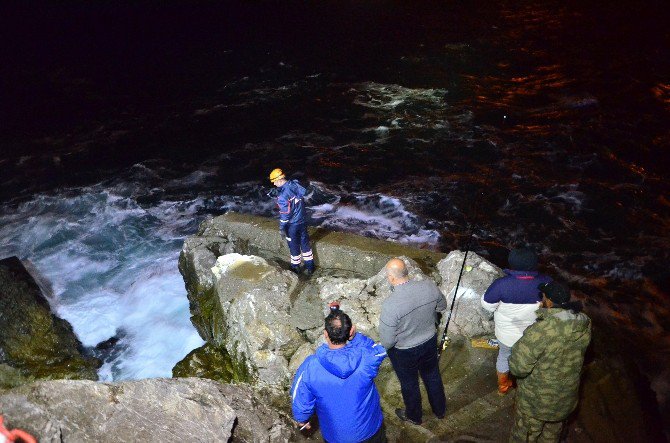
[1,0,668,428]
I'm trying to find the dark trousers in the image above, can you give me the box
[286,223,314,270]
[361,423,386,443]
[388,335,446,423]
[324,423,386,443]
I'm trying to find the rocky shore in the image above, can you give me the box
[0,257,98,389]
[0,213,664,441]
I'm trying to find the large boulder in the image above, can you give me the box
[0,378,236,442]
[210,253,304,386]
[172,342,251,383]
[436,250,504,338]
[177,214,502,387]
[0,378,303,443]
[190,212,446,276]
[0,257,99,389]
[178,213,449,387]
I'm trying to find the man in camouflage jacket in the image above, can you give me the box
[509,281,591,442]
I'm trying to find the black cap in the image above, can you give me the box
[538,281,570,305]
[508,247,538,271]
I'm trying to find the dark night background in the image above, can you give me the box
[1,0,669,436]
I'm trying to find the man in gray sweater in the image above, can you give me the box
[379,258,448,425]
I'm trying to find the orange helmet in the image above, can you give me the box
[268,168,285,182]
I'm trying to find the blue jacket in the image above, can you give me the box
[276,180,307,227]
[291,333,386,443]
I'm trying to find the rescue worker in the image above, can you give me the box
[509,281,592,442]
[268,168,315,275]
[481,247,552,395]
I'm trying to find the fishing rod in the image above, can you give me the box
[438,195,481,357]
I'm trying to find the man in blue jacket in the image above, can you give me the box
[291,308,387,443]
[269,168,315,275]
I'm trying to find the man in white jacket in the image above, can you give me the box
[481,247,552,394]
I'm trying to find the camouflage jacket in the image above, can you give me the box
[509,307,591,421]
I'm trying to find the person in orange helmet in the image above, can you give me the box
[269,168,315,276]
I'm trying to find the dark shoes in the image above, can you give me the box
[304,267,315,277]
[395,408,421,426]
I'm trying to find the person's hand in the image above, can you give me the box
[297,421,312,431]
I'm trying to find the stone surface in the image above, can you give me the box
[0,378,237,443]
[173,342,251,383]
[195,212,446,276]
[0,256,98,389]
[0,378,307,443]
[436,250,504,338]
[178,214,488,388]
[212,254,304,386]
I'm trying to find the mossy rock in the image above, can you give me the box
[172,343,252,384]
[0,364,34,390]
[0,257,99,385]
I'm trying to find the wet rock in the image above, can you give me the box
[211,253,303,387]
[194,212,446,276]
[87,329,127,368]
[177,214,489,388]
[0,257,98,389]
[0,378,236,443]
[173,342,251,384]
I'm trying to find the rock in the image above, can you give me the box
[0,378,237,442]
[288,342,319,376]
[178,236,230,342]
[0,256,99,389]
[211,253,304,387]
[177,215,489,389]
[0,378,304,442]
[436,250,504,337]
[195,212,446,276]
[173,342,251,383]
[215,383,302,443]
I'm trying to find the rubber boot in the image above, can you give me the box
[497,371,513,395]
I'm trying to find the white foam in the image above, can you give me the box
[211,253,268,280]
[352,82,448,111]
[0,174,441,381]
[307,183,440,246]
[0,185,206,381]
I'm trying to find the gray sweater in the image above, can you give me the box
[378,279,448,350]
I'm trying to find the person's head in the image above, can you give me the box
[508,247,538,271]
[324,309,353,346]
[385,258,409,286]
[538,281,571,309]
[268,168,287,187]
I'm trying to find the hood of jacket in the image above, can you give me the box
[281,180,306,197]
[315,343,363,379]
[537,307,591,341]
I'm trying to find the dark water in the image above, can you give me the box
[2,0,669,431]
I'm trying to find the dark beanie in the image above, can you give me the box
[508,247,538,271]
[538,281,571,305]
